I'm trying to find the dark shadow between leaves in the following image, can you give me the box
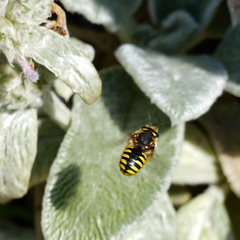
[30,119,66,187]
[200,95,240,158]
[50,164,81,210]
[100,66,135,133]
[186,54,225,77]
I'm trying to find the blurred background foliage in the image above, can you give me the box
[1,0,240,239]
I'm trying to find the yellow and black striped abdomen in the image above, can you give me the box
[119,147,148,176]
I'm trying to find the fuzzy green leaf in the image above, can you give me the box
[0,21,101,104]
[0,0,8,17]
[5,0,51,25]
[19,25,102,104]
[61,0,142,32]
[169,186,191,207]
[215,21,240,97]
[134,12,198,54]
[68,37,95,62]
[0,19,17,63]
[53,79,73,102]
[0,56,41,110]
[115,44,227,124]
[177,186,234,240]
[42,67,184,240]
[116,193,176,240]
[0,108,38,203]
[172,123,224,185]
[20,28,102,104]
[149,0,222,28]
[135,0,223,53]
[42,87,71,130]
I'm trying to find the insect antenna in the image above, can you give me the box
[147,110,171,128]
[156,120,172,129]
[160,121,172,126]
[146,110,152,126]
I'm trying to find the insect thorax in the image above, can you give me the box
[136,132,153,149]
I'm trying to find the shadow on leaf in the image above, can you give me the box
[50,164,80,210]
[100,67,170,136]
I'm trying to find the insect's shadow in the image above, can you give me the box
[50,164,81,210]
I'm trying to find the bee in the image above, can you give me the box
[119,123,159,176]
[119,111,171,176]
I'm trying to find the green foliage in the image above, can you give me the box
[177,186,234,240]
[215,21,240,97]
[42,68,183,239]
[172,123,224,185]
[0,0,240,239]
[115,44,227,124]
[0,108,37,203]
[61,0,142,31]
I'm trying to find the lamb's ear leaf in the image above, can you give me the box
[53,79,73,102]
[5,0,51,25]
[41,67,184,240]
[115,44,227,124]
[135,11,198,54]
[134,0,222,54]
[117,192,176,240]
[149,0,222,29]
[0,108,37,203]
[177,186,234,240]
[0,56,41,110]
[172,123,224,185]
[169,185,191,207]
[41,87,71,130]
[61,0,142,32]
[0,21,101,104]
[19,25,102,105]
